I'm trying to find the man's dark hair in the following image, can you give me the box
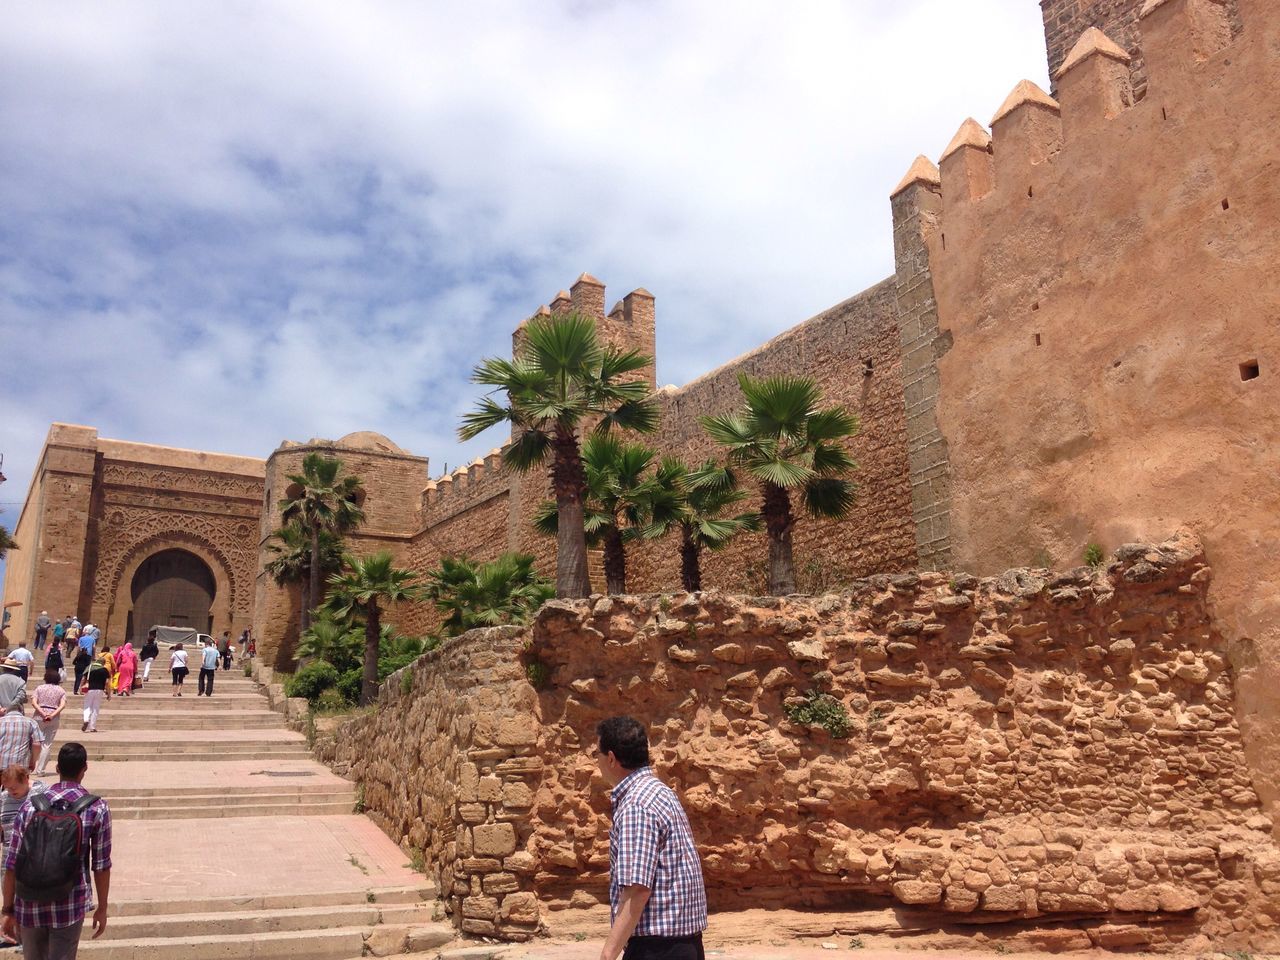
[56,743,88,780]
[597,716,650,770]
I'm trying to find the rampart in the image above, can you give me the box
[627,278,917,594]
[891,0,1280,820]
[314,532,1280,950]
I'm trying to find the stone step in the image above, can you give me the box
[82,924,455,960]
[80,925,372,960]
[88,745,312,762]
[82,713,287,730]
[111,799,357,820]
[98,902,435,940]
[98,782,348,799]
[99,695,270,710]
[113,884,434,917]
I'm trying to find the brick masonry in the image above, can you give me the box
[891,177,952,573]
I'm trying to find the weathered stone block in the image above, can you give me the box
[472,823,517,857]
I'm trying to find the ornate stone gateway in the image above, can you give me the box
[1,425,264,647]
[127,548,218,641]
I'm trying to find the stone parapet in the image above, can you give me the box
[312,532,1279,949]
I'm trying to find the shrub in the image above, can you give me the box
[285,661,340,704]
[400,670,414,695]
[1084,542,1105,568]
[784,689,853,739]
[243,662,253,677]
[314,688,348,712]
[337,668,362,705]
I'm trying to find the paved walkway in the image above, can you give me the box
[27,659,449,958]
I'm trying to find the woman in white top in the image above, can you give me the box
[169,643,189,697]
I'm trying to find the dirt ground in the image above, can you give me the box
[433,907,1274,960]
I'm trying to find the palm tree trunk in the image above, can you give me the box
[551,425,591,598]
[680,527,701,593]
[299,580,311,643]
[762,482,796,595]
[361,602,381,706]
[602,528,626,595]
[305,526,320,632]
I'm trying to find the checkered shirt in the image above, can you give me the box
[3,782,112,928]
[0,713,38,770]
[608,767,707,937]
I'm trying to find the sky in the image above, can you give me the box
[0,1,1050,586]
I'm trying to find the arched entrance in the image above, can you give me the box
[126,549,217,642]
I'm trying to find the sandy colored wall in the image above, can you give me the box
[2,424,100,645]
[913,0,1280,823]
[626,278,916,593]
[315,533,1279,950]
[254,436,429,667]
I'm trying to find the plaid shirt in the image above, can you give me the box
[3,782,112,928]
[0,713,37,769]
[609,767,706,938]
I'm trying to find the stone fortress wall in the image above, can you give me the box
[315,533,1280,949]
[893,0,1280,823]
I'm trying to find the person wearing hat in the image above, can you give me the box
[8,642,34,683]
[0,661,27,715]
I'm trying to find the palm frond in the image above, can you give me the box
[803,477,857,519]
[806,406,860,443]
[523,312,602,379]
[503,429,552,473]
[458,397,514,441]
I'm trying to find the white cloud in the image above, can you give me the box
[0,0,1050,570]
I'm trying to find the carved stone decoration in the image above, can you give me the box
[89,505,259,641]
[100,463,263,501]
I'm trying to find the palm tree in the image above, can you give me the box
[279,454,365,631]
[643,458,761,592]
[533,435,656,594]
[422,553,553,636]
[458,312,658,598]
[296,609,363,674]
[326,551,420,705]
[264,522,344,632]
[0,525,16,562]
[701,373,858,595]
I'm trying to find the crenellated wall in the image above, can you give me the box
[314,533,1280,950]
[893,0,1280,824]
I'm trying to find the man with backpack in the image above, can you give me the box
[1,742,111,957]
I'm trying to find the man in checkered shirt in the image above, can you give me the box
[2,742,112,958]
[596,716,706,960]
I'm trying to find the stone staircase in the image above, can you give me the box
[59,663,454,958]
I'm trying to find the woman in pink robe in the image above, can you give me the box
[115,640,137,697]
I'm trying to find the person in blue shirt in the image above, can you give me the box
[197,641,220,697]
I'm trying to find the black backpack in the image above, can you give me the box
[13,793,99,902]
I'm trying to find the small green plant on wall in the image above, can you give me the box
[1084,542,1105,568]
[784,689,852,739]
[525,659,551,690]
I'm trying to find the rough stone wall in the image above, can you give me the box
[627,279,917,594]
[914,0,1280,822]
[314,532,1280,950]
[314,625,544,939]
